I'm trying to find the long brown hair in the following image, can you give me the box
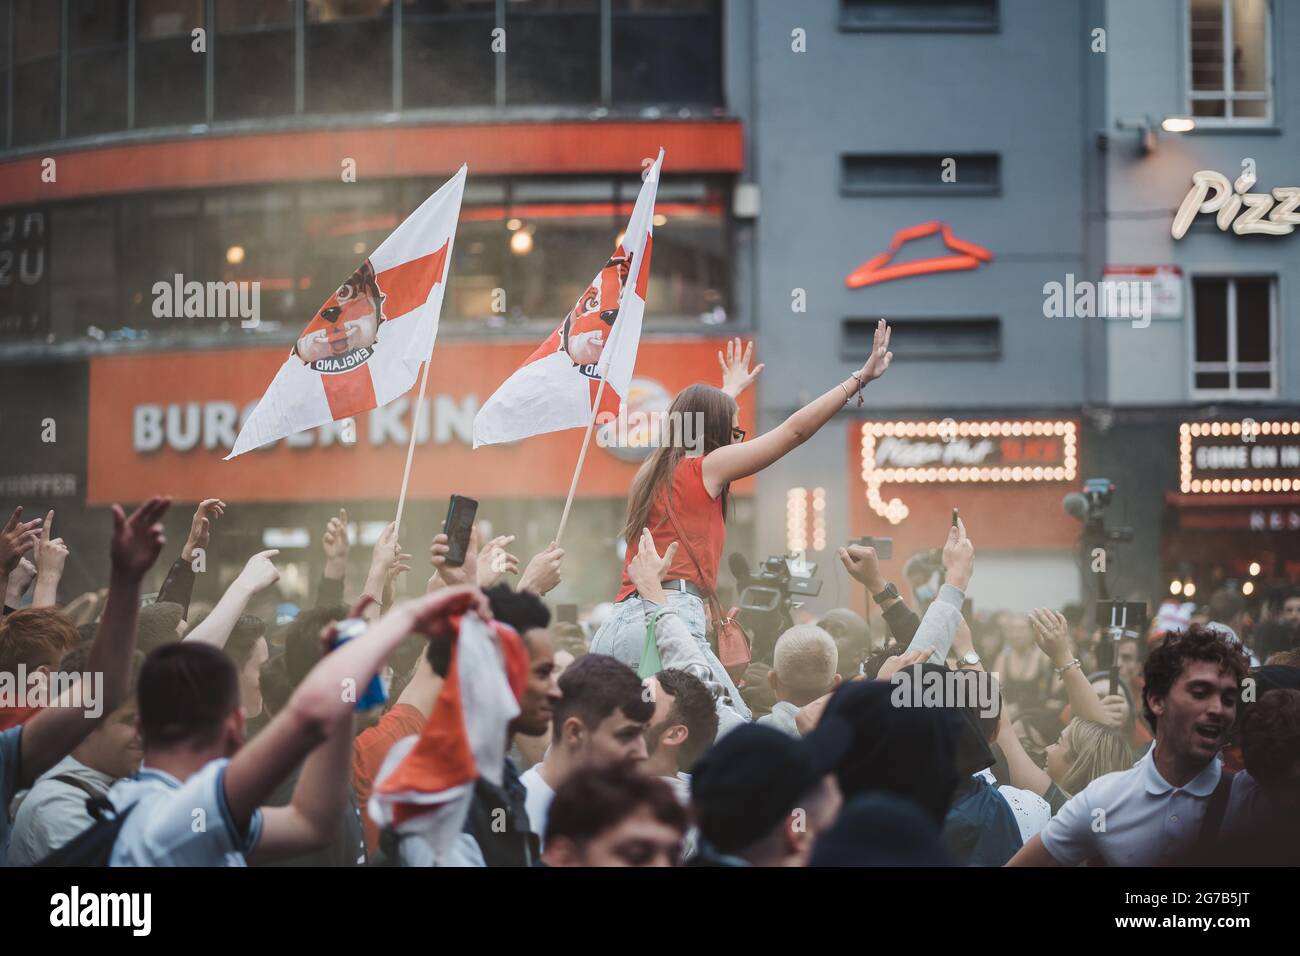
[622,384,737,545]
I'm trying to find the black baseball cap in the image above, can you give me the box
[690,718,851,855]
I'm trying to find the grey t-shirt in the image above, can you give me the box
[8,754,116,866]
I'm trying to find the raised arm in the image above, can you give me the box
[904,518,974,665]
[234,586,490,858]
[838,543,920,643]
[1028,608,1124,728]
[157,498,224,615]
[1,507,44,611]
[702,320,892,493]
[184,549,280,647]
[19,497,170,786]
[317,507,349,607]
[995,694,1052,797]
[31,511,69,608]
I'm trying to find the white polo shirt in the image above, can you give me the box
[519,765,555,847]
[1039,746,1222,867]
[107,760,263,866]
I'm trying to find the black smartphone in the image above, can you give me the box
[442,494,479,568]
[557,604,579,625]
[952,507,960,528]
[849,536,892,560]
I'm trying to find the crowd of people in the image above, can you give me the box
[1,329,1298,868]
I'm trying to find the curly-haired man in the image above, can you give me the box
[1008,624,1248,866]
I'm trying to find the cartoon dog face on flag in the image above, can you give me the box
[559,248,632,367]
[295,259,387,365]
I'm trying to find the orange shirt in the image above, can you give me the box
[616,456,725,602]
[351,703,427,854]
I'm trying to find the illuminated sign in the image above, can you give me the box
[1171,168,1300,239]
[859,420,1077,524]
[1179,421,1300,494]
[846,221,993,289]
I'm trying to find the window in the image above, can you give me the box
[1187,0,1272,122]
[136,0,207,127]
[841,153,1000,196]
[1,176,731,345]
[304,0,393,114]
[845,318,1000,360]
[1192,276,1275,396]
[612,0,722,107]
[402,0,496,109]
[840,0,998,32]
[67,0,130,137]
[0,207,49,339]
[505,0,600,106]
[214,0,296,120]
[11,0,61,146]
[0,0,9,147]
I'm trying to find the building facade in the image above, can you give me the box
[2,0,1296,619]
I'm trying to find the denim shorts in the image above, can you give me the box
[589,590,752,721]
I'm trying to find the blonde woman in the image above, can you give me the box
[999,713,1134,815]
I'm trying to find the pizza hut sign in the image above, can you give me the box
[1171,166,1300,239]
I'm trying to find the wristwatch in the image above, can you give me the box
[871,583,900,604]
[957,650,981,668]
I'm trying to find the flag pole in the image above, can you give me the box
[554,374,608,546]
[394,351,434,538]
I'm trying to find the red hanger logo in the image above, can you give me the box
[846,221,993,289]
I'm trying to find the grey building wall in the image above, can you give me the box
[1105,0,1300,406]
[742,0,1098,563]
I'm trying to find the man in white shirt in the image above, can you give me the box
[520,653,652,845]
[107,587,488,866]
[1008,625,1249,866]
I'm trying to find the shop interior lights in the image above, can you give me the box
[786,487,808,553]
[786,486,828,553]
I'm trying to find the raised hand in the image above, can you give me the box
[322,507,350,578]
[476,533,519,589]
[837,543,885,593]
[857,319,893,384]
[405,585,493,641]
[1028,607,1072,667]
[5,558,37,606]
[110,496,172,581]
[34,511,69,577]
[182,498,225,562]
[718,337,764,397]
[876,647,930,682]
[235,549,282,595]
[1097,694,1129,730]
[1,506,44,575]
[429,526,478,588]
[518,541,565,597]
[942,515,975,591]
[626,527,677,600]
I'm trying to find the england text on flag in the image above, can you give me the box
[226,166,467,459]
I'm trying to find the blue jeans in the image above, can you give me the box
[589,591,752,720]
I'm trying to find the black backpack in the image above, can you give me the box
[35,775,137,867]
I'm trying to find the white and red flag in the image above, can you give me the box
[226,165,467,459]
[369,611,530,864]
[472,150,663,448]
